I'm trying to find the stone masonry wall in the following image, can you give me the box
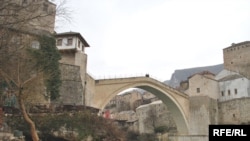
[218,97,250,124]
[189,96,218,135]
[56,63,84,105]
[223,41,250,78]
[84,74,96,107]
[187,97,250,141]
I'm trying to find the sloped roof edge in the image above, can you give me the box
[55,31,90,47]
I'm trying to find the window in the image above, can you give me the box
[57,39,62,46]
[221,91,224,96]
[31,41,40,49]
[196,88,200,93]
[228,90,231,96]
[234,89,237,95]
[67,38,73,46]
[78,40,80,48]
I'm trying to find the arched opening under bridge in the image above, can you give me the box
[89,77,190,134]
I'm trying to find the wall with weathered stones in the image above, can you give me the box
[59,52,75,65]
[56,63,84,105]
[136,100,176,134]
[189,96,218,135]
[218,97,250,124]
[186,74,219,99]
[85,74,96,107]
[223,41,250,78]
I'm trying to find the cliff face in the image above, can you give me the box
[164,64,224,88]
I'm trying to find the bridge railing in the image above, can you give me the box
[87,72,166,82]
[87,72,188,97]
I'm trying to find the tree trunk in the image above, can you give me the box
[18,89,40,141]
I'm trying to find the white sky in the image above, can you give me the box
[54,0,250,81]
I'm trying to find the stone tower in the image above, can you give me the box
[223,41,250,78]
[55,31,90,105]
[0,0,56,33]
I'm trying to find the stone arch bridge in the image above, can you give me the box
[86,76,190,134]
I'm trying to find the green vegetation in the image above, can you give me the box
[126,131,157,141]
[27,35,62,100]
[154,126,170,134]
[0,31,63,141]
[5,110,125,141]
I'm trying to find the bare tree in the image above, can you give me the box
[0,0,70,141]
[0,0,71,33]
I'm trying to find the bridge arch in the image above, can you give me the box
[91,77,190,134]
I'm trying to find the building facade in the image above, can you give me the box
[185,71,219,99]
[223,41,250,78]
[215,70,250,102]
[183,41,250,102]
[1,0,56,33]
[105,90,144,112]
[55,31,90,105]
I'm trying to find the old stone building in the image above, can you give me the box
[136,100,176,134]
[216,69,250,102]
[181,41,250,137]
[185,71,219,99]
[0,19,56,108]
[0,1,88,108]
[102,87,180,135]
[213,41,250,102]
[55,31,90,65]
[223,41,250,78]
[0,0,57,81]
[111,110,139,133]
[105,89,144,112]
[218,98,250,124]
[54,31,90,105]
[0,0,56,33]
[181,41,250,102]
[112,110,137,122]
[0,0,58,139]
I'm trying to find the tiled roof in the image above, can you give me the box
[218,74,244,82]
[55,31,90,47]
[188,71,215,79]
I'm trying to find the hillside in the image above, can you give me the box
[164,64,224,88]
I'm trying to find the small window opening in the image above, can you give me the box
[67,38,73,46]
[57,39,62,46]
[31,41,40,49]
[78,40,80,48]
[234,89,237,95]
[196,88,200,93]
[221,91,224,96]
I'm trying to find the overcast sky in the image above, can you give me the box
[54,0,250,81]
